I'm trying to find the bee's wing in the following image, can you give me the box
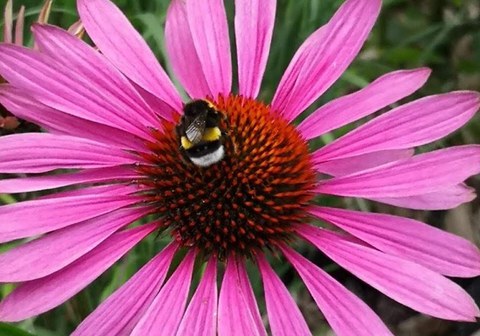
[186,114,206,144]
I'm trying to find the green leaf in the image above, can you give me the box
[0,194,16,205]
[0,323,35,336]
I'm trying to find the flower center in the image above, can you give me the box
[137,95,316,258]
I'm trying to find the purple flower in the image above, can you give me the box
[0,0,479,335]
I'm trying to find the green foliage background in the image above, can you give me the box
[0,0,479,335]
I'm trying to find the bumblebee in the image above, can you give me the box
[176,100,227,167]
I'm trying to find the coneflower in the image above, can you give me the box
[0,0,479,335]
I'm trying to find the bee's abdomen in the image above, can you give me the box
[186,140,222,158]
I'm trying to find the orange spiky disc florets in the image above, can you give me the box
[137,95,316,258]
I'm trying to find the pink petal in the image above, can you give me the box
[14,5,25,45]
[67,20,84,36]
[33,24,160,126]
[272,0,381,121]
[298,226,480,321]
[0,44,153,140]
[77,0,181,113]
[314,149,414,176]
[3,0,12,43]
[218,256,267,336]
[235,0,276,98]
[186,0,232,97]
[0,166,136,194]
[314,91,480,162]
[310,206,480,277]
[165,0,211,99]
[0,85,147,152]
[37,0,52,25]
[280,245,393,336]
[297,68,430,139]
[0,133,136,173]
[77,0,182,110]
[131,250,196,335]
[0,184,140,243]
[177,258,218,336]
[0,207,150,282]
[73,243,178,336]
[133,83,179,122]
[0,224,155,322]
[256,254,310,336]
[316,145,480,198]
[39,183,132,200]
[373,184,477,210]
[237,259,266,335]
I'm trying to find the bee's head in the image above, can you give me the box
[183,100,216,118]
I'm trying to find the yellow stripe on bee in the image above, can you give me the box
[181,136,193,149]
[181,128,221,149]
[202,127,221,142]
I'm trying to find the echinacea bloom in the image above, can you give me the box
[0,0,479,334]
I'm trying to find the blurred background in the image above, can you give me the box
[1,0,479,335]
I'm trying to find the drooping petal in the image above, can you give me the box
[72,243,178,336]
[314,91,480,162]
[0,184,140,243]
[297,68,430,139]
[0,224,156,322]
[186,0,232,97]
[298,226,480,321]
[3,0,12,43]
[373,184,477,210]
[14,6,25,45]
[235,0,276,98]
[177,259,218,336]
[314,149,414,176]
[33,24,161,126]
[257,254,310,336]
[0,133,136,173]
[0,207,150,282]
[316,145,480,198]
[77,0,182,111]
[165,0,211,98]
[0,166,136,194]
[309,206,480,277]
[0,44,153,140]
[272,0,381,121]
[131,250,196,336]
[0,85,147,152]
[218,256,267,336]
[67,20,84,37]
[280,245,393,336]
[37,0,52,24]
